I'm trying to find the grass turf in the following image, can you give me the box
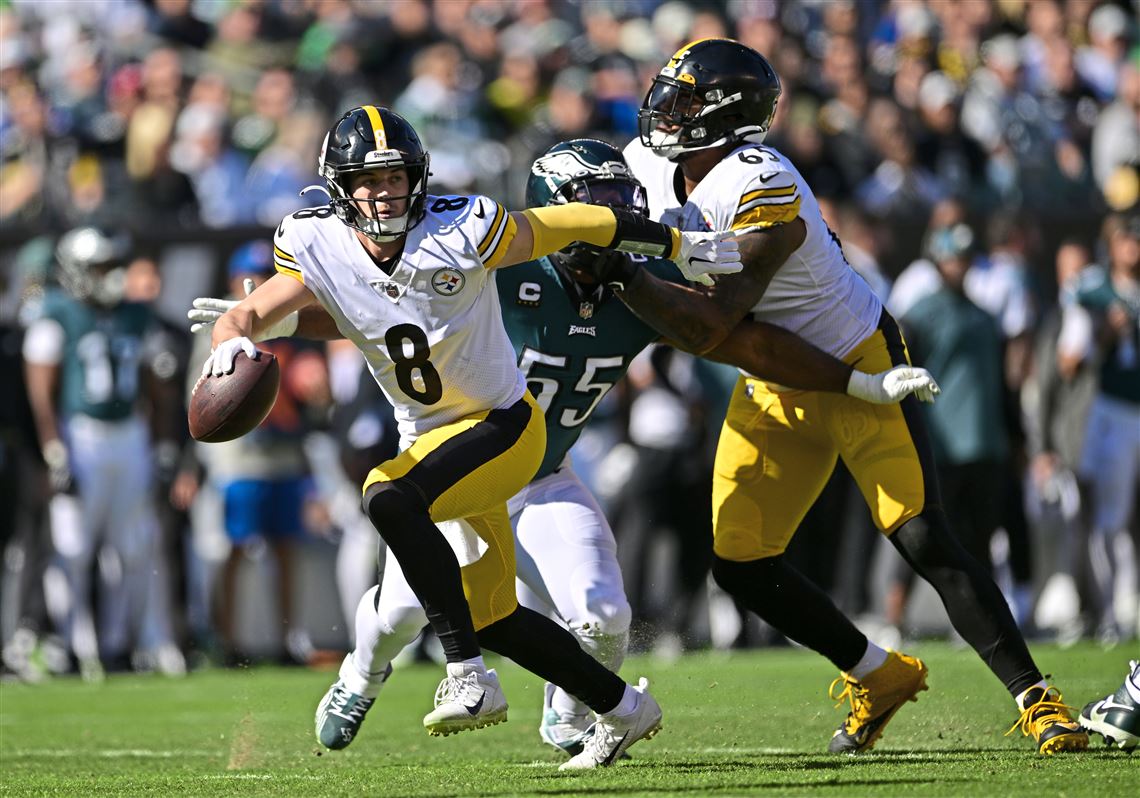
[1,642,1136,796]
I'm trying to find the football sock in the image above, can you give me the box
[554,629,629,717]
[1127,662,1140,703]
[460,655,486,672]
[363,481,481,662]
[608,683,639,717]
[711,555,868,671]
[891,511,1042,697]
[477,605,625,714]
[848,640,889,680]
[1016,680,1049,710]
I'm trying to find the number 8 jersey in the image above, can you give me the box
[273,195,525,444]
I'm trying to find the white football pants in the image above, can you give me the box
[352,466,631,717]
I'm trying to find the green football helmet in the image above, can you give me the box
[525,139,648,283]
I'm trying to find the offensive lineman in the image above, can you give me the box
[601,38,1088,755]
[192,138,941,758]
[201,105,750,768]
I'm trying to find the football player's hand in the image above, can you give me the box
[42,439,74,495]
[847,365,941,405]
[188,278,253,334]
[188,278,298,340]
[675,228,749,286]
[201,336,257,379]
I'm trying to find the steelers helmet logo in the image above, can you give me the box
[432,267,465,295]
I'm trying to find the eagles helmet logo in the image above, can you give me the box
[432,268,465,295]
[531,150,630,201]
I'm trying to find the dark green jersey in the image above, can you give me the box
[1075,267,1140,404]
[41,290,152,421]
[497,256,684,478]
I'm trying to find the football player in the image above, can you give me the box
[1079,660,1140,750]
[598,38,1088,755]
[201,105,753,766]
[192,137,940,761]
[23,227,179,680]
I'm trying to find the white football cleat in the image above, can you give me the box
[423,662,508,736]
[539,682,593,756]
[559,677,662,770]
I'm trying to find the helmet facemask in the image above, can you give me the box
[638,75,778,161]
[319,131,430,243]
[549,177,648,284]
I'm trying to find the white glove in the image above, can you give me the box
[201,336,257,379]
[847,365,941,405]
[674,228,749,286]
[187,278,298,340]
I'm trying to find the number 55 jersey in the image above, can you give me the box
[273,196,525,443]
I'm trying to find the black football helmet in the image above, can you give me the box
[639,38,781,161]
[525,139,648,284]
[318,105,430,242]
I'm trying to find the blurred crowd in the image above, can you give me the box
[0,0,1137,680]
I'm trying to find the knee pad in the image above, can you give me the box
[577,590,632,637]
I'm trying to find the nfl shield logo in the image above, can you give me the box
[579,301,594,320]
[385,284,400,298]
[432,268,465,295]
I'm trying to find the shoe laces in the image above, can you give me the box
[433,671,479,708]
[328,683,372,721]
[830,676,871,720]
[1005,687,1078,739]
[580,720,619,763]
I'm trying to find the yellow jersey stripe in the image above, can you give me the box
[733,196,802,229]
[362,105,387,149]
[738,185,797,205]
[273,245,297,264]
[274,260,304,283]
[477,202,507,258]
[483,214,518,270]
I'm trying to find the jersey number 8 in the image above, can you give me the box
[385,324,443,405]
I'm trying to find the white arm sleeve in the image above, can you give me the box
[22,318,66,365]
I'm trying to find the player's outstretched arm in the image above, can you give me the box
[700,319,940,404]
[496,204,743,283]
[190,278,343,341]
[204,273,317,377]
[610,222,807,355]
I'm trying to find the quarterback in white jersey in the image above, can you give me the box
[200,105,748,766]
[597,39,1088,756]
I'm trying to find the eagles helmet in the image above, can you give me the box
[55,226,131,306]
[639,38,781,161]
[319,105,430,242]
[526,139,648,282]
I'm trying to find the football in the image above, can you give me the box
[188,349,280,443]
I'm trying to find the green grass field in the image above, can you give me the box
[1,642,1136,797]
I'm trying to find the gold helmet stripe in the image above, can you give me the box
[362,105,388,149]
[668,37,729,62]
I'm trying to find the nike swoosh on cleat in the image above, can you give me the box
[1093,698,1135,714]
[602,734,629,765]
[465,691,486,716]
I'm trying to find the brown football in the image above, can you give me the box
[188,349,280,443]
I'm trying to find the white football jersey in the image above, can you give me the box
[624,139,882,360]
[273,196,524,443]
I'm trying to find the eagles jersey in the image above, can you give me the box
[623,139,882,360]
[273,196,525,442]
[35,290,151,421]
[497,255,683,479]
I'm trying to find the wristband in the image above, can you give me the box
[608,209,681,259]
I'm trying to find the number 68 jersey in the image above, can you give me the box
[624,139,882,360]
[273,196,525,444]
